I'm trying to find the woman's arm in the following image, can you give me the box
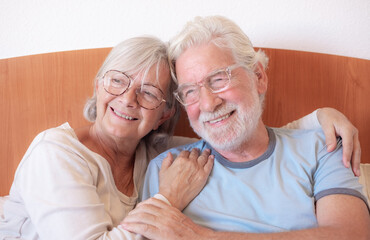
[283,108,361,176]
[16,140,139,240]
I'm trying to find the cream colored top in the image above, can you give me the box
[0,123,195,239]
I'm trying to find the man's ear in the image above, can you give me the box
[254,62,268,95]
[153,107,175,130]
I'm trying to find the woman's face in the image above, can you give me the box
[95,63,172,143]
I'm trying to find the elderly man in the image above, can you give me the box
[122,16,370,239]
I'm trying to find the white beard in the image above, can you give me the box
[191,90,263,151]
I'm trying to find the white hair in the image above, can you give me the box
[83,36,181,152]
[168,15,269,84]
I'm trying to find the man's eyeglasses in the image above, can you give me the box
[103,70,166,110]
[174,64,240,106]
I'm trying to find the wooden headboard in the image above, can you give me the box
[1,48,369,195]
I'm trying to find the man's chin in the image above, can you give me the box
[192,124,242,150]
[201,132,240,151]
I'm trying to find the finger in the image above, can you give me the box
[351,132,361,176]
[188,148,200,161]
[197,149,210,166]
[161,152,174,171]
[322,124,338,152]
[340,130,353,169]
[178,150,190,159]
[204,155,214,175]
[124,210,157,224]
[121,222,161,240]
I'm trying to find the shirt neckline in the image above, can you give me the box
[204,127,276,169]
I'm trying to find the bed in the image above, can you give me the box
[0,47,369,202]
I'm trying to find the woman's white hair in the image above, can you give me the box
[168,15,269,83]
[83,36,181,152]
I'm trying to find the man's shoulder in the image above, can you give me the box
[150,139,206,166]
[270,127,343,157]
[270,127,339,152]
[271,127,326,142]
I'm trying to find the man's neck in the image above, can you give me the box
[214,122,269,163]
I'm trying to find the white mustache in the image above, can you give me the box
[198,103,237,123]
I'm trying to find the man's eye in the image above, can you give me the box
[182,86,198,98]
[209,74,228,89]
[185,89,195,96]
[211,77,227,82]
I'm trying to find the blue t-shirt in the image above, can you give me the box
[141,127,367,232]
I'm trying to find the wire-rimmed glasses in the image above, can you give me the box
[174,64,240,106]
[103,70,166,110]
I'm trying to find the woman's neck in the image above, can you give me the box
[75,124,138,196]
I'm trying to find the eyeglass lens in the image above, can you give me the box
[103,70,165,110]
[177,68,230,105]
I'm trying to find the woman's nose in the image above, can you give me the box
[118,86,139,108]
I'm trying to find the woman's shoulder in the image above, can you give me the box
[37,122,77,142]
[19,122,87,168]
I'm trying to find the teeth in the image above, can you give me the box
[113,109,135,120]
[208,113,231,124]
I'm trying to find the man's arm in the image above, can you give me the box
[121,195,370,240]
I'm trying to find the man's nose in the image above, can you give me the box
[198,87,222,112]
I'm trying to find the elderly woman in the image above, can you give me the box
[0,36,361,239]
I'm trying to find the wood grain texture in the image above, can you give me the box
[1,48,369,195]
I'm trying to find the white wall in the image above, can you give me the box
[1,0,369,60]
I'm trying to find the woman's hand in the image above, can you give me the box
[158,149,214,210]
[317,108,361,176]
[121,198,212,240]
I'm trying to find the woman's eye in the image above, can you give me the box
[144,91,154,97]
[112,78,123,84]
[142,90,159,101]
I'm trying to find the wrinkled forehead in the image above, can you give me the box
[175,43,234,85]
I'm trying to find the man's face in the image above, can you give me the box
[175,43,267,151]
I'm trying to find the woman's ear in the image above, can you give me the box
[254,62,268,95]
[153,107,175,130]
[95,78,101,92]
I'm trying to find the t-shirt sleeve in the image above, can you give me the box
[14,140,140,240]
[313,137,368,206]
